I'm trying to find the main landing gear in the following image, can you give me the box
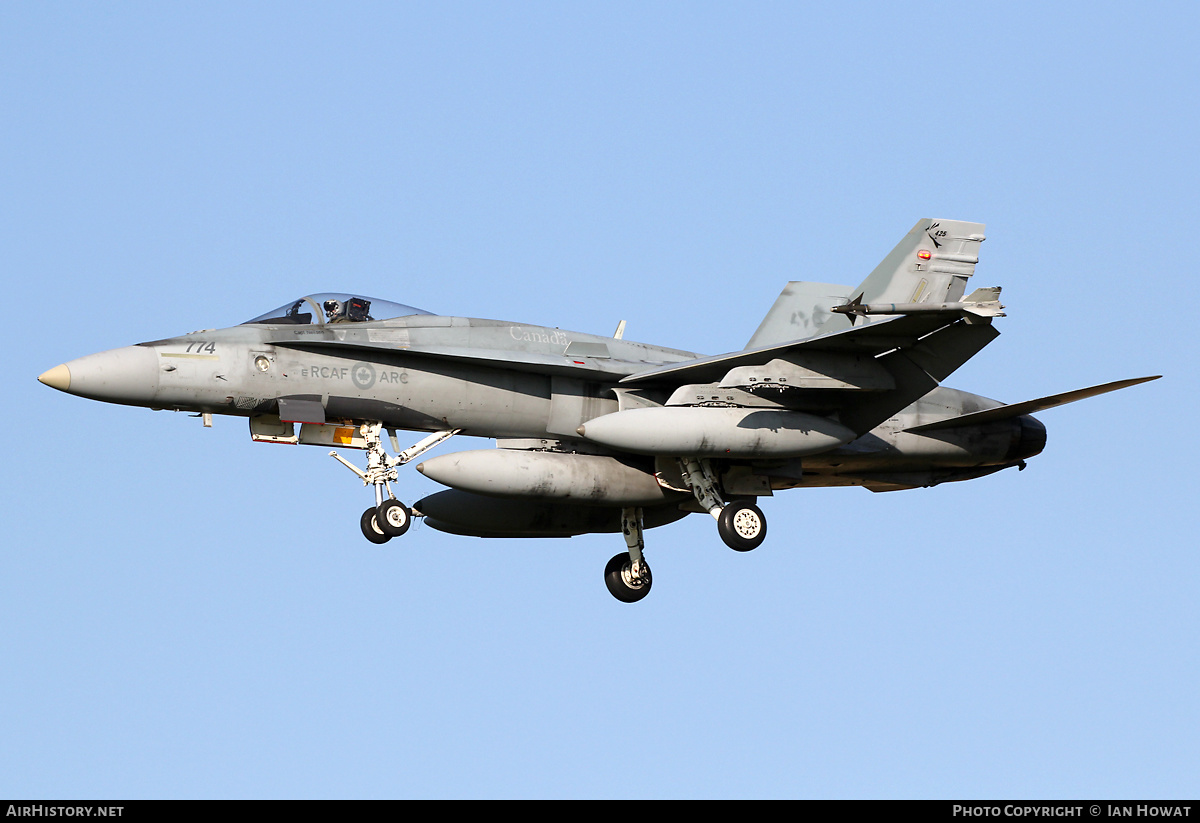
[602,459,769,603]
[605,508,652,603]
[681,457,767,552]
[329,422,459,545]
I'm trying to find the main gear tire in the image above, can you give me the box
[604,552,652,603]
[718,502,766,552]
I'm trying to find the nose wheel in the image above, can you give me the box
[361,506,391,544]
[331,423,458,544]
[359,500,413,544]
[377,498,411,536]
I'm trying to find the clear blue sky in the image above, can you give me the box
[3,1,1196,798]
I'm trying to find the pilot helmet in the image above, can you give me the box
[323,299,344,318]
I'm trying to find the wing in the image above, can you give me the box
[621,311,993,386]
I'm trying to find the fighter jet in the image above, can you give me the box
[38,219,1158,602]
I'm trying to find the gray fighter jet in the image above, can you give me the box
[39,219,1158,602]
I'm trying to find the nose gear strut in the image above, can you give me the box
[329,422,460,543]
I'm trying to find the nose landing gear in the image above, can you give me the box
[330,422,459,544]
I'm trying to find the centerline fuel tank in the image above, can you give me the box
[416,449,682,506]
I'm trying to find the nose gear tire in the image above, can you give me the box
[377,499,411,537]
[360,507,391,544]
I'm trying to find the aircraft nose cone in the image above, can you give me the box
[38,364,72,391]
[42,345,160,405]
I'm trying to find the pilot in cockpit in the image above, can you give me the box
[323,299,346,323]
[324,297,372,323]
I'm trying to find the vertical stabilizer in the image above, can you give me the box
[745,219,985,348]
[850,217,986,311]
[745,281,854,348]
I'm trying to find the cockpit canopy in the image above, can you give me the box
[242,293,433,326]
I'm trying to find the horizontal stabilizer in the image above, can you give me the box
[904,376,1161,433]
